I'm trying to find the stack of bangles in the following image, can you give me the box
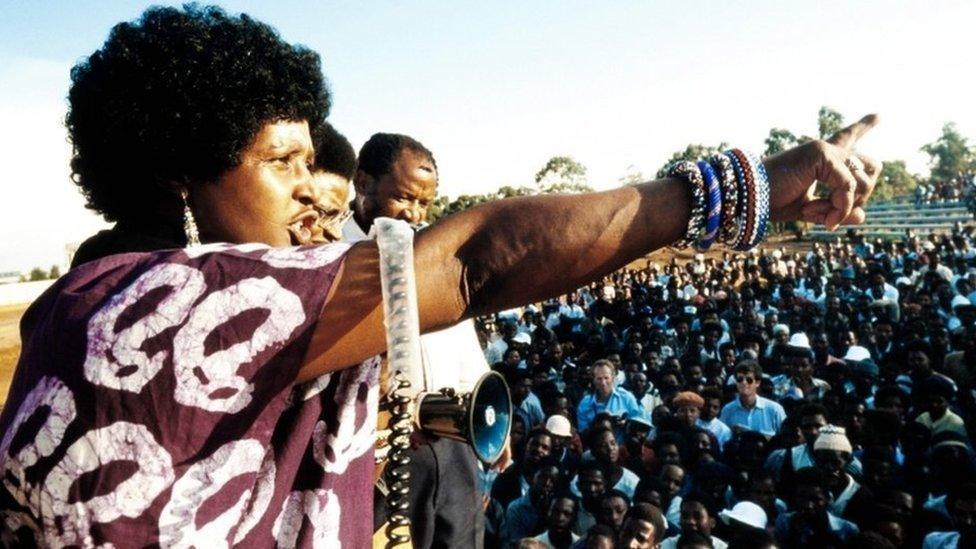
[669,148,770,252]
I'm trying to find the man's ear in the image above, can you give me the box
[353,169,374,196]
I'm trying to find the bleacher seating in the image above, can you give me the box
[805,199,973,241]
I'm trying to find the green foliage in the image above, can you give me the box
[874,160,919,201]
[29,268,47,281]
[425,195,452,221]
[427,193,495,221]
[764,128,799,157]
[817,106,844,139]
[618,165,645,187]
[48,265,61,279]
[539,181,594,194]
[428,109,972,226]
[534,155,588,189]
[655,143,728,179]
[920,122,975,182]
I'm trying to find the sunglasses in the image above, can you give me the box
[735,376,756,384]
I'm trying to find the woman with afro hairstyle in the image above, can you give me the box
[0,4,881,547]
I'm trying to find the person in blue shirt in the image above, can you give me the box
[577,359,646,435]
[775,467,859,546]
[719,360,786,437]
[923,482,976,549]
[510,369,546,429]
[502,465,560,546]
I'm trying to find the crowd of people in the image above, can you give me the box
[476,226,976,548]
[916,174,976,208]
[0,4,899,547]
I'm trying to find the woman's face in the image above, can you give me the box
[194,120,318,247]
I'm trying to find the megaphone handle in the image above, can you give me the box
[383,370,413,548]
[375,218,422,549]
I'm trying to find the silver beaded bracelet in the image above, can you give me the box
[669,160,707,249]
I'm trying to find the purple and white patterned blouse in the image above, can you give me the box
[0,242,378,547]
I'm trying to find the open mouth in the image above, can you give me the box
[287,214,317,246]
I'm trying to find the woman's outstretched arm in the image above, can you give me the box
[299,114,881,381]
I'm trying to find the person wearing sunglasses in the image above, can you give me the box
[719,361,786,437]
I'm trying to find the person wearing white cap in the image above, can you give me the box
[842,344,872,363]
[763,323,790,360]
[772,333,831,402]
[812,425,874,526]
[545,414,581,476]
[948,294,972,331]
[512,330,534,348]
[545,414,573,439]
[719,501,768,533]
[763,403,863,486]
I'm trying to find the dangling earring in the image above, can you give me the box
[181,188,201,247]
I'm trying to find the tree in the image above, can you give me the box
[496,185,536,198]
[540,181,594,194]
[618,165,646,187]
[426,171,593,223]
[29,267,46,281]
[655,143,727,179]
[48,265,61,279]
[764,128,799,157]
[875,160,919,201]
[425,195,452,221]
[534,156,588,189]
[920,122,975,182]
[817,106,844,139]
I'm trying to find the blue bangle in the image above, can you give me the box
[696,160,722,250]
[710,153,739,246]
[747,151,771,247]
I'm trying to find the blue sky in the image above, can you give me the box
[1,1,975,272]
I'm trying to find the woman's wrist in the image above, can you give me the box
[667,148,771,253]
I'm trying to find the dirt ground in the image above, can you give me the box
[0,304,25,406]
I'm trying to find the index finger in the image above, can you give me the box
[827,113,881,151]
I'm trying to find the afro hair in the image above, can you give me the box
[311,120,357,181]
[67,4,331,223]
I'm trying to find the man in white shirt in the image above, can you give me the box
[659,497,728,549]
[347,132,488,548]
[533,495,580,548]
